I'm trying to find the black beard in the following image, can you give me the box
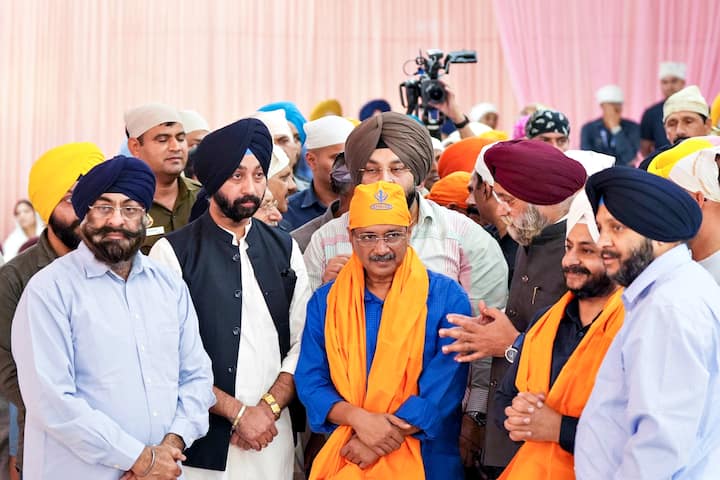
[605,239,655,287]
[213,191,261,222]
[563,265,615,299]
[48,213,81,250]
[81,224,145,264]
[406,190,417,210]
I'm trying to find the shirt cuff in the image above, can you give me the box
[308,394,344,434]
[394,395,439,440]
[280,351,299,374]
[559,415,578,453]
[168,418,195,449]
[107,434,146,471]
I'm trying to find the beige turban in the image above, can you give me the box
[566,191,599,243]
[564,150,616,177]
[124,103,181,138]
[268,145,290,179]
[344,112,433,186]
[252,110,293,140]
[663,85,709,122]
[667,146,720,203]
[179,109,210,133]
[473,142,499,186]
[303,115,355,150]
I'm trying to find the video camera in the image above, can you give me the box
[399,49,477,138]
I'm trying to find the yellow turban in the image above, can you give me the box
[479,130,510,142]
[28,142,105,223]
[711,92,720,132]
[348,181,410,230]
[647,136,720,178]
[309,99,343,121]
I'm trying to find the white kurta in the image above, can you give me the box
[150,221,310,480]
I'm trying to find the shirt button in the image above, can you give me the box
[521,275,529,283]
[579,331,585,338]
[232,326,240,336]
[146,379,152,385]
[152,411,158,417]
[489,380,498,388]
[140,345,145,352]
[228,367,234,373]
[507,308,517,317]
[234,290,241,298]
[232,253,241,262]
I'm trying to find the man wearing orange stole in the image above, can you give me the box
[295,181,472,479]
[493,192,625,479]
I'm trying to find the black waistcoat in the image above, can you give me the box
[166,212,299,470]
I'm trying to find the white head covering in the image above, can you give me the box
[473,142,499,186]
[566,191,599,242]
[659,62,687,80]
[179,109,210,133]
[469,102,499,123]
[441,122,492,148]
[303,115,355,150]
[252,110,293,140]
[663,85,710,122]
[431,137,444,153]
[124,103,181,138]
[667,146,720,203]
[268,145,290,179]
[564,150,616,177]
[596,85,624,104]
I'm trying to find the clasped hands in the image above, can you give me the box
[231,400,279,451]
[503,392,561,443]
[342,410,415,469]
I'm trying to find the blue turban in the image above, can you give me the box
[585,166,702,242]
[194,118,273,197]
[258,101,307,144]
[72,155,156,219]
[359,99,391,121]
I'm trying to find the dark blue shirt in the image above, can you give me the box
[580,118,641,166]
[295,270,471,479]
[640,100,670,149]
[282,183,329,231]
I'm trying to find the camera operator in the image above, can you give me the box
[430,82,477,141]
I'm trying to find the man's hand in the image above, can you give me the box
[126,444,185,479]
[440,300,520,362]
[234,405,278,451]
[350,411,410,457]
[322,254,351,284]
[503,392,561,443]
[161,433,185,452]
[601,104,621,131]
[340,435,380,469]
[459,414,484,468]
[428,82,465,124]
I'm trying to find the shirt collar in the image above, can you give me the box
[218,219,253,248]
[79,241,146,280]
[416,195,435,227]
[622,243,691,307]
[301,183,324,209]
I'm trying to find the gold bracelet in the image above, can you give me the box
[261,392,281,419]
[232,404,247,430]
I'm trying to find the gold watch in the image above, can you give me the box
[261,393,281,419]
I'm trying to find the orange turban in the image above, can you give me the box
[348,181,410,229]
[426,171,471,210]
[438,136,496,178]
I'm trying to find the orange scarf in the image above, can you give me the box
[310,248,429,480]
[500,289,624,480]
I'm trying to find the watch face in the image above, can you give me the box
[505,347,518,363]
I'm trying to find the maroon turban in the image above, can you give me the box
[483,139,586,205]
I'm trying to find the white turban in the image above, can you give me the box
[659,62,687,80]
[252,110,293,140]
[124,103,181,138]
[472,142,499,186]
[566,191,599,242]
[179,109,210,133]
[668,146,720,203]
[431,137,444,153]
[663,85,709,122]
[596,85,624,104]
[303,115,355,150]
[564,150,616,177]
[268,145,290,179]
[469,102,499,123]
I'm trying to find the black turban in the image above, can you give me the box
[72,155,156,219]
[484,139,586,205]
[194,118,273,196]
[344,112,433,186]
[585,166,702,242]
[525,109,570,138]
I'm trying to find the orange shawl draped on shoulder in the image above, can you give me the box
[500,289,624,480]
[310,248,429,480]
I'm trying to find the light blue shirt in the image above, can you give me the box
[576,245,720,479]
[12,242,215,479]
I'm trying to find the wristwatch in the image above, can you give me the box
[453,115,470,129]
[261,392,282,419]
[504,344,519,364]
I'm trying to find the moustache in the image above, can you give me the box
[466,205,480,216]
[94,226,143,239]
[601,248,621,259]
[563,265,591,276]
[369,253,396,262]
[235,195,261,207]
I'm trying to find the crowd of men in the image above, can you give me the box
[0,58,719,480]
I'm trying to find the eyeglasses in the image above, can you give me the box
[353,231,407,247]
[357,165,410,180]
[88,205,146,220]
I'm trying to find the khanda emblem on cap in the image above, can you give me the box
[370,188,393,210]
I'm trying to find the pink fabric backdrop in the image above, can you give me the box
[493,0,720,146]
[0,0,517,240]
